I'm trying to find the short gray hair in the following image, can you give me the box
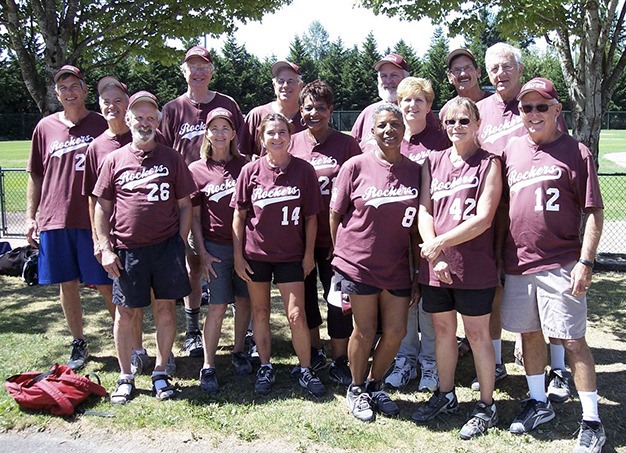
[485,42,522,68]
[372,102,403,123]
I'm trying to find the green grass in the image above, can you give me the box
[0,141,30,168]
[0,273,625,451]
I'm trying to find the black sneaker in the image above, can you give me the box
[299,368,325,397]
[459,401,498,439]
[199,367,219,394]
[346,385,375,422]
[547,368,571,403]
[67,339,89,370]
[370,386,399,416]
[311,347,328,372]
[574,420,606,453]
[231,351,253,375]
[183,331,204,358]
[471,363,508,391]
[245,331,260,364]
[412,390,459,423]
[329,356,352,387]
[254,365,275,395]
[509,399,555,434]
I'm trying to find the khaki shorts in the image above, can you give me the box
[501,262,587,339]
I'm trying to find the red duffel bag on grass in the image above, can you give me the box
[4,363,107,415]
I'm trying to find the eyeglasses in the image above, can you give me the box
[188,64,211,72]
[444,118,471,126]
[488,63,516,74]
[275,78,298,87]
[449,65,475,76]
[520,103,554,113]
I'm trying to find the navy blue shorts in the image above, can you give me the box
[38,228,111,285]
[246,260,304,284]
[421,285,495,317]
[112,235,191,308]
[204,240,249,304]
[335,270,411,298]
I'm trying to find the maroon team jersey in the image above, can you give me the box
[160,93,244,166]
[82,130,132,196]
[239,102,306,157]
[477,95,568,155]
[418,148,500,289]
[330,152,421,289]
[93,143,196,249]
[289,129,361,247]
[189,156,246,243]
[502,134,603,275]
[27,111,107,231]
[401,124,451,165]
[232,156,323,262]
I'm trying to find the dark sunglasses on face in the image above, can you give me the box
[444,118,471,126]
[520,103,553,113]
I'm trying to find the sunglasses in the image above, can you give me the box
[444,118,471,126]
[520,103,554,113]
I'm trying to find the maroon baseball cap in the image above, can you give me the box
[54,65,84,83]
[271,60,301,78]
[184,46,212,63]
[97,76,128,95]
[517,77,559,101]
[446,48,478,69]
[373,53,408,72]
[128,90,159,109]
[206,107,234,127]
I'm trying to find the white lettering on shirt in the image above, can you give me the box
[49,135,94,158]
[118,165,170,190]
[203,179,236,202]
[252,186,301,208]
[480,116,524,144]
[362,185,418,208]
[508,165,562,193]
[309,155,338,171]
[179,122,205,141]
[431,175,479,201]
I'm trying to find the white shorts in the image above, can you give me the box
[501,262,587,339]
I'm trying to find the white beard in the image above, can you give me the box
[378,85,397,103]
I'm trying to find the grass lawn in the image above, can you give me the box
[1,274,625,452]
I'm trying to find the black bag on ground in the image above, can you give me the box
[0,245,38,279]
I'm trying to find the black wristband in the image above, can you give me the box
[578,258,593,268]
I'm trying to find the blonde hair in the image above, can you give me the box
[443,97,480,123]
[396,77,435,104]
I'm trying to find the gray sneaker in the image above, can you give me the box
[299,367,325,397]
[471,363,508,391]
[231,351,253,375]
[254,365,275,395]
[459,401,498,439]
[384,356,417,389]
[346,385,375,422]
[67,339,89,370]
[130,349,150,376]
[573,420,606,453]
[412,390,459,423]
[165,352,177,376]
[418,366,439,392]
[547,368,571,403]
[199,367,219,394]
[509,399,555,434]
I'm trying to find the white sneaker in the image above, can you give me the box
[418,365,439,392]
[384,356,417,389]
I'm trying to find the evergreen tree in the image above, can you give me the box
[301,21,331,60]
[423,28,455,109]
[394,40,421,76]
[288,36,318,83]
[318,38,348,109]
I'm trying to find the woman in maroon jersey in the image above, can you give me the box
[329,103,421,422]
[411,97,502,439]
[232,113,325,397]
[189,108,252,394]
[289,80,361,386]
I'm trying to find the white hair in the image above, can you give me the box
[485,42,522,68]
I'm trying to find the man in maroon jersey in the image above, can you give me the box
[350,53,410,146]
[160,46,245,358]
[82,76,152,376]
[500,78,605,451]
[239,60,306,157]
[26,65,110,370]
[439,48,492,121]
[94,91,196,403]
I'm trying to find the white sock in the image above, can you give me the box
[550,343,566,370]
[119,373,134,381]
[526,373,547,402]
[132,347,147,355]
[492,339,502,365]
[261,363,272,369]
[578,390,601,422]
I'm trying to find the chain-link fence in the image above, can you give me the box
[1,167,624,255]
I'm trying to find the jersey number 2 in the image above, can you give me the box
[146,183,171,201]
